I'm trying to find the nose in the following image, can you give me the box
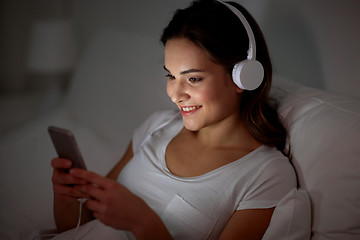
[167,80,189,104]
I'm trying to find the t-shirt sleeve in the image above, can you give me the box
[237,154,297,210]
[132,109,179,153]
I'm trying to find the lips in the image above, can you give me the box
[180,105,201,116]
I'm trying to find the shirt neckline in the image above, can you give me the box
[158,118,265,182]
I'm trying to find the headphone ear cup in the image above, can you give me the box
[232,60,264,90]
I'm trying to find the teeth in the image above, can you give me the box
[182,106,199,112]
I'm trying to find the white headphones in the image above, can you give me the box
[217,1,264,90]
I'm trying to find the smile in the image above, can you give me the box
[180,105,201,116]
[181,106,201,112]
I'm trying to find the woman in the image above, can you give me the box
[51,0,297,239]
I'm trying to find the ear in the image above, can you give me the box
[235,85,244,93]
[228,73,244,93]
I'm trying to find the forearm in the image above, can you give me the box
[53,194,94,232]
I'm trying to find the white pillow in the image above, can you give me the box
[262,188,311,240]
[272,76,360,239]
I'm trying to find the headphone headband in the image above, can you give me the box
[216,0,264,91]
[217,0,256,60]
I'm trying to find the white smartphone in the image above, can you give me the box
[48,126,87,169]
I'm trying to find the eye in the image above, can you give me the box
[165,74,175,80]
[188,77,202,83]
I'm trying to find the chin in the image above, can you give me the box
[182,120,203,132]
[183,125,198,132]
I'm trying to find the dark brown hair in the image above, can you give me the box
[161,0,287,153]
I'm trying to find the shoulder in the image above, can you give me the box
[132,108,180,151]
[143,108,179,129]
[252,146,294,171]
[237,146,297,209]
[136,108,180,135]
[252,146,297,184]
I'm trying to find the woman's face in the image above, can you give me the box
[165,38,242,131]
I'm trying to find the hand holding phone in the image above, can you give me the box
[48,126,87,169]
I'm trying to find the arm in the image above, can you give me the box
[51,141,134,232]
[218,208,274,240]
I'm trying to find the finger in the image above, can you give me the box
[51,158,72,169]
[53,182,91,199]
[86,198,104,213]
[52,170,88,185]
[69,169,109,189]
[73,184,104,200]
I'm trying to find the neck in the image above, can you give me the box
[189,113,258,149]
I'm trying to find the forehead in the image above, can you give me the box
[164,38,214,68]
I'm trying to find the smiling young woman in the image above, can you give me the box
[50,1,297,239]
[161,0,287,153]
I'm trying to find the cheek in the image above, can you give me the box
[198,84,225,102]
[200,83,238,108]
[191,87,219,107]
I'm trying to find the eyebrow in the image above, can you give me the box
[163,65,205,75]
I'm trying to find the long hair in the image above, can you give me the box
[161,0,287,153]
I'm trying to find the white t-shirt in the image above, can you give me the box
[117,109,297,240]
